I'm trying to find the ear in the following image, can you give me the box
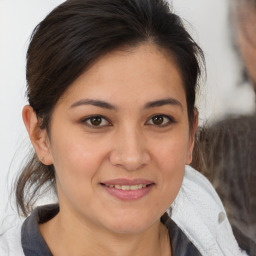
[22,105,53,165]
[185,109,198,165]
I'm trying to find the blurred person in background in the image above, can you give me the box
[192,0,256,255]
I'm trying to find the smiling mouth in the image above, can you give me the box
[102,184,150,191]
[100,179,155,200]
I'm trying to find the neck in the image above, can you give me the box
[39,209,171,256]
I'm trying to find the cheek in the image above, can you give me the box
[49,132,109,194]
[153,131,190,167]
[50,137,111,209]
[151,133,189,203]
[158,145,186,188]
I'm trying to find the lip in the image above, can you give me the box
[100,178,155,201]
[101,178,154,186]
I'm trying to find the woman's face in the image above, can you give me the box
[44,43,196,234]
[236,3,256,87]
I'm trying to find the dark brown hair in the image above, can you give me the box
[16,0,204,216]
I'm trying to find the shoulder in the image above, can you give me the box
[169,165,248,256]
[0,214,25,256]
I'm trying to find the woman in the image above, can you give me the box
[0,0,246,255]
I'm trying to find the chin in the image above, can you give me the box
[103,211,159,235]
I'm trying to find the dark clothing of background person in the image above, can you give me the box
[192,114,256,256]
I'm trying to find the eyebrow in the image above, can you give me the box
[144,97,183,111]
[70,99,117,110]
[70,97,183,111]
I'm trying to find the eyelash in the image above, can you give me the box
[81,114,176,128]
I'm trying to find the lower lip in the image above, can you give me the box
[101,184,154,200]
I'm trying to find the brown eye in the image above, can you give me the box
[90,116,102,126]
[82,115,110,127]
[152,116,164,125]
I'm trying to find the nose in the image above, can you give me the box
[109,128,150,171]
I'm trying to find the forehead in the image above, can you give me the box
[59,43,186,108]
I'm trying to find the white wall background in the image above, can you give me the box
[0,0,255,222]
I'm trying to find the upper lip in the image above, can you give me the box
[101,178,155,186]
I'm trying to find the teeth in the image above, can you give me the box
[106,184,147,190]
